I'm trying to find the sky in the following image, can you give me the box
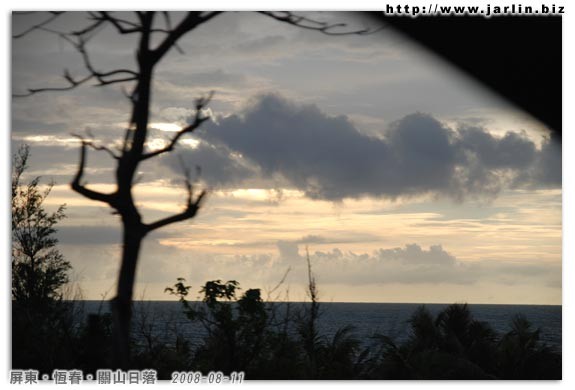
[10,11,562,304]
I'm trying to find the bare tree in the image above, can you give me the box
[13,11,380,368]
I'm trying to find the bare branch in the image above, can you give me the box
[144,153,206,232]
[97,11,143,35]
[13,72,94,97]
[151,12,223,63]
[140,91,214,161]
[145,190,207,233]
[71,132,120,160]
[70,16,106,37]
[13,69,137,97]
[259,11,384,36]
[161,12,185,54]
[13,13,138,98]
[13,29,138,98]
[70,139,116,205]
[95,75,140,87]
[12,11,65,39]
[72,35,139,83]
[162,11,172,30]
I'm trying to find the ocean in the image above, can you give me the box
[78,301,562,352]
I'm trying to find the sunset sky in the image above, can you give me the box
[11,12,562,304]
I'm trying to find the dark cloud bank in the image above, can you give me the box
[165,94,560,201]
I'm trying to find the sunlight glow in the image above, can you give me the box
[150,122,183,132]
[181,138,201,149]
[21,135,78,146]
[216,188,305,201]
[146,138,167,151]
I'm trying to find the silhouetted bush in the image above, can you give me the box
[496,315,562,379]
[365,304,560,380]
[12,300,79,374]
[11,144,78,374]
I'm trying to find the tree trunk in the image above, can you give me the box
[111,223,144,369]
[109,24,153,368]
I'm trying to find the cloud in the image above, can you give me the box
[159,69,249,89]
[524,134,562,187]
[377,244,456,266]
[303,243,476,285]
[135,239,559,288]
[277,240,301,260]
[53,224,559,297]
[275,241,559,287]
[159,141,260,188]
[18,91,560,205]
[191,94,560,201]
[457,127,537,169]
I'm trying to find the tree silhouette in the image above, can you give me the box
[12,144,70,304]
[11,144,77,372]
[13,11,380,368]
